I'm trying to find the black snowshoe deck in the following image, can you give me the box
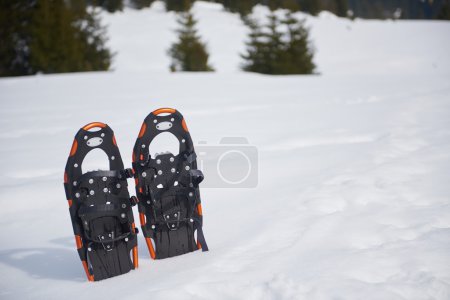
[132,108,208,259]
[64,122,138,281]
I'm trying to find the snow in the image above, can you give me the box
[1,1,450,299]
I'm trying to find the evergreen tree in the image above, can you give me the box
[264,13,285,73]
[90,0,123,13]
[240,17,267,73]
[165,0,193,12]
[168,10,214,72]
[205,0,449,19]
[335,0,348,17]
[241,12,315,75]
[129,0,155,9]
[0,1,33,76]
[266,0,281,11]
[78,5,113,71]
[283,0,301,11]
[298,0,321,15]
[220,0,257,17]
[267,0,300,12]
[437,0,450,19]
[0,0,111,77]
[242,13,285,74]
[282,11,315,74]
[317,0,348,17]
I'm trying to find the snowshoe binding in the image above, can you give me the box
[132,108,208,259]
[64,122,138,281]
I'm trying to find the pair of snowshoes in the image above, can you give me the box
[63,108,208,281]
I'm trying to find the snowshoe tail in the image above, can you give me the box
[132,108,208,259]
[64,122,138,281]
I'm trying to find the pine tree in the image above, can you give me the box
[283,0,301,11]
[298,0,321,15]
[220,0,257,16]
[316,0,348,17]
[241,17,268,73]
[0,0,112,77]
[282,11,315,74]
[129,0,154,9]
[437,0,450,19]
[335,0,348,17]
[266,0,278,11]
[0,1,34,76]
[241,12,315,75]
[90,0,123,13]
[165,0,193,12]
[78,6,113,71]
[29,0,111,73]
[168,10,214,72]
[242,13,285,74]
[264,13,285,73]
[267,0,300,12]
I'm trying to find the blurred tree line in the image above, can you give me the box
[76,0,450,20]
[211,0,450,19]
[347,0,450,20]
[1,0,447,77]
[168,5,315,74]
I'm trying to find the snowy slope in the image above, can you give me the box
[1,1,450,299]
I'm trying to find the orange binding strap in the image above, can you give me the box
[196,203,203,216]
[132,246,138,268]
[181,118,189,132]
[68,199,73,207]
[138,123,147,138]
[64,172,68,183]
[82,260,94,281]
[145,238,156,259]
[132,223,138,268]
[139,213,156,259]
[69,139,78,157]
[82,122,107,131]
[75,235,83,249]
[139,213,146,225]
[195,204,203,249]
[112,135,117,146]
[152,108,176,115]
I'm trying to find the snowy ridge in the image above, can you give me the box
[1,1,450,299]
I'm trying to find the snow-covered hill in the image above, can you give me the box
[0,1,449,299]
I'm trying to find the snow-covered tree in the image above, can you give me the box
[165,0,193,12]
[242,12,315,75]
[0,0,112,77]
[168,10,214,72]
[129,0,154,9]
[89,0,123,13]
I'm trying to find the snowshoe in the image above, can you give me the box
[64,122,138,281]
[132,108,208,259]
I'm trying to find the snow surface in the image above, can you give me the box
[1,1,450,299]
